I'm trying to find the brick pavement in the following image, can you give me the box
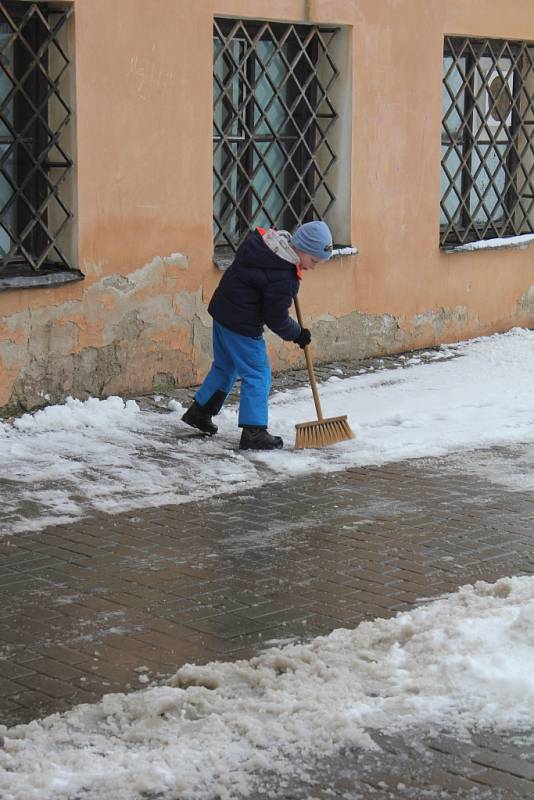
[1,443,534,798]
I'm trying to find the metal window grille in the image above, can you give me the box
[213,18,339,255]
[441,36,534,248]
[0,1,73,277]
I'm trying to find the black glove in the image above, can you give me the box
[293,327,311,349]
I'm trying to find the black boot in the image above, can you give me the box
[203,389,227,416]
[181,400,218,435]
[239,426,283,451]
[181,390,227,436]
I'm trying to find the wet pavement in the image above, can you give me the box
[1,428,534,797]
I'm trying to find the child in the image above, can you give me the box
[182,220,333,450]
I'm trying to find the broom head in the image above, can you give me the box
[295,415,355,450]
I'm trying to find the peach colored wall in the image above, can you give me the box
[1,0,534,413]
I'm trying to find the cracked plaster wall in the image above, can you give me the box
[0,253,213,415]
[2,251,534,415]
[2,266,534,416]
[0,264,534,414]
[521,285,534,318]
[265,302,485,372]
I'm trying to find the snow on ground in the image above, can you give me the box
[1,327,534,536]
[1,575,534,800]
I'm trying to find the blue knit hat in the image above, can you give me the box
[291,221,333,261]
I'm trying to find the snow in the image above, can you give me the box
[1,575,534,800]
[332,245,359,257]
[2,330,534,797]
[1,327,534,535]
[446,232,534,252]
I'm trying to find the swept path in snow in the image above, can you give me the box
[1,327,534,535]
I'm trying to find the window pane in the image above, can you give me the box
[0,3,74,275]
[254,42,288,136]
[442,56,466,138]
[213,19,340,252]
[470,143,507,223]
[440,145,463,227]
[440,37,534,246]
[213,141,239,244]
[0,23,15,255]
[251,140,286,227]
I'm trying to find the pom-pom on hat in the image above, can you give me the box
[291,221,333,261]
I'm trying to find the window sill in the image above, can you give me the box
[213,244,358,271]
[332,245,359,258]
[442,233,534,255]
[0,269,84,292]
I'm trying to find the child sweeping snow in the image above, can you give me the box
[181,221,334,450]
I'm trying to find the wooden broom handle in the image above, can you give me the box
[294,294,324,422]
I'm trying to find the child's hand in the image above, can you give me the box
[293,327,311,348]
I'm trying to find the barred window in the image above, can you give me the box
[213,18,340,260]
[441,36,534,248]
[0,1,77,289]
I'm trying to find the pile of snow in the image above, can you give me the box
[8,395,141,433]
[1,327,534,535]
[1,576,533,800]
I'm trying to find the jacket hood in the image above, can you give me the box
[235,229,298,271]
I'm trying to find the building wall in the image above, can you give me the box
[1,0,533,414]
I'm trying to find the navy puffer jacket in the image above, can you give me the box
[209,230,301,341]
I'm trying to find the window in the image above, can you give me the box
[213,18,341,259]
[0,1,77,288]
[441,36,534,248]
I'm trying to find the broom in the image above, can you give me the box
[294,295,355,449]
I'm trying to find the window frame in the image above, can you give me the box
[213,17,340,262]
[440,35,534,249]
[0,0,79,291]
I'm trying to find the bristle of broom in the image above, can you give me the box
[294,415,355,450]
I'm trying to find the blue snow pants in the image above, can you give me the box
[195,321,271,427]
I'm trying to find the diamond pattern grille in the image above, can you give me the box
[0,1,73,275]
[441,36,534,247]
[213,18,339,253]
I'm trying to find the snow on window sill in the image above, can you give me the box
[332,245,358,258]
[443,233,534,255]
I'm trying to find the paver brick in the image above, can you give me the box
[39,644,96,666]
[2,443,534,795]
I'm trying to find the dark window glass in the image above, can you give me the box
[0,1,74,279]
[213,18,340,256]
[441,37,534,247]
